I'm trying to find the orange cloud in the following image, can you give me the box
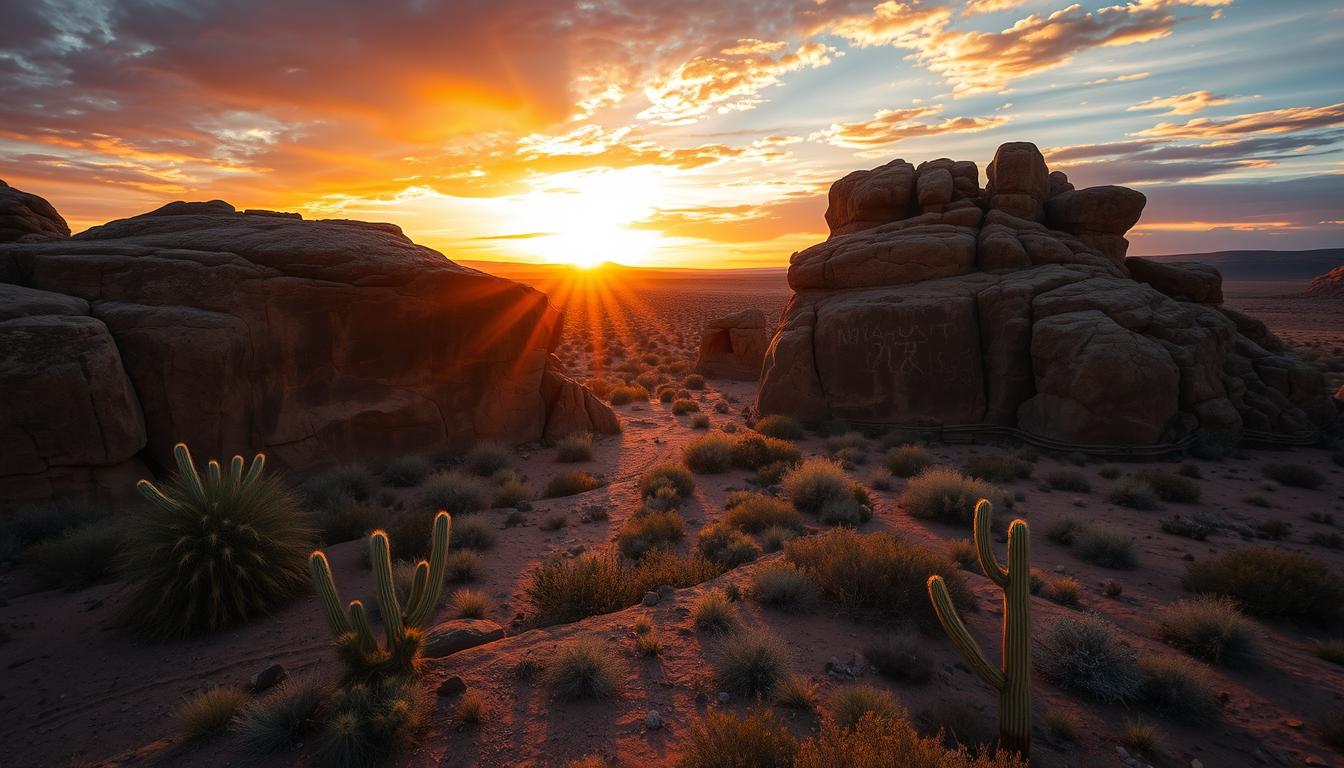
[817,2,952,47]
[961,0,1029,16]
[1139,102,1344,138]
[1129,90,1232,116]
[811,105,1009,151]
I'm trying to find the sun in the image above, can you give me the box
[508,167,667,268]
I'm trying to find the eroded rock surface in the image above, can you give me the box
[0,186,616,506]
[695,308,772,381]
[757,143,1335,449]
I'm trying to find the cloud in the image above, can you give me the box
[811,105,1009,151]
[816,2,951,47]
[638,40,839,125]
[1139,102,1344,138]
[1086,72,1151,85]
[1044,131,1344,185]
[1128,90,1232,116]
[961,0,1030,16]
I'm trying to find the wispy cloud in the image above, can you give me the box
[1128,90,1232,116]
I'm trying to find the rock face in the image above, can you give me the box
[1306,266,1344,297]
[695,309,772,381]
[0,187,617,507]
[0,180,70,243]
[757,142,1335,449]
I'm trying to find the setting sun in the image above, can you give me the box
[507,167,668,268]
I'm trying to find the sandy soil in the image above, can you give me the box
[2,274,1343,768]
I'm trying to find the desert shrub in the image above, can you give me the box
[1255,519,1293,540]
[586,378,614,398]
[690,413,711,429]
[451,588,490,619]
[1134,471,1201,504]
[1044,517,1085,545]
[494,477,532,509]
[451,514,497,550]
[543,470,602,498]
[546,637,626,700]
[773,674,817,709]
[676,710,797,768]
[454,692,485,724]
[1121,720,1164,761]
[0,500,104,560]
[555,433,594,462]
[236,675,328,754]
[640,463,695,503]
[1073,527,1138,569]
[420,470,489,515]
[1098,464,1122,480]
[626,550,720,597]
[1161,514,1217,541]
[697,523,761,567]
[464,442,511,476]
[730,434,802,470]
[1178,462,1202,479]
[618,509,684,560]
[713,629,791,698]
[1043,708,1079,743]
[724,494,803,533]
[526,551,717,626]
[1049,576,1081,606]
[814,419,851,437]
[683,434,735,473]
[755,415,806,440]
[899,467,1010,525]
[312,497,380,545]
[1109,478,1162,510]
[785,528,971,624]
[964,453,1032,483]
[1183,547,1344,622]
[865,632,932,685]
[443,550,481,583]
[305,464,377,512]
[609,384,650,405]
[122,445,315,638]
[830,684,901,728]
[179,686,247,740]
[316,675,427,767]
[671,398,701,414]
[1311,531,1344,549]
[1037,614,1141,702]
[761,525,797,553]
[947,538,977,569]
[1263,463,1325,490]
[692,589,740,632]
[27,520,123,590]
[1318,709,1344,753]
[684,373,706,389]
[750,562,820,613]
[1046,470,1091,493]
[1102,579,1123,598]
[866,468,896,491]
[884,445,933,478]
[795,712,1025,768]
[635,630,661,657]
[828,431,868,453]
[782,458,873,524]
[1137,654,1221,722]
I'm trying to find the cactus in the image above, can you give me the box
[927,499,1031,757]
[309,511,452,678]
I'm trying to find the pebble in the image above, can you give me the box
[716,691,730,704]
[436,676,466,697]
[645,710,663,729]
[642,592,660,606]
[250,663,287,693]
[1053,564,1066,573]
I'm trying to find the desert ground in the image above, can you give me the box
[2,267,1343,768]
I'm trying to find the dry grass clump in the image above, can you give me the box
[672,398,701,414]
[697,523,761,567]
[795,712,1025,768]
[1073,526,1138,570]
[618,508,685,560]
[683,434,735,473]
[946,538,977,569]
[964,453,1033,482]
[525,551,719,626]
[755,414,806,440]
[899,467,1010,525]
[27,520,123,591]
[493,476,532,509]
[449,514,496,550]
[785,528,971,624]
[1109,477,1163,510]
[1183,546,1344,622]
[730,434,802,470]
[1313,638,1344,666]
[829,684,902,728]
[454,692,485,724]
[1037,614,1141,703]
[782,458,873,525]
[315,677,428,768]
[692,589,740,632]
[712,629,791,698]
[1155,596,1261,666]
[555,433,594,462]
[179,686,248,740]
[420,470,490,515]
[1319,709,1344,753]
[546,637,626,700]
[1121,720,1164,761]
[884,445,933,478]
[1046,470,1091,493]
[464,442,512,476]
[750,562,820,613]
[640,463,696,505]
[543,470,603,498]
[723,493,803,533]
[235,675,328,754]
[381,455,430,488]
[1137,654,1222,722]
[1048,576,1081,606]
[1133,471,1201,504]
[450,588,490,619]
[675,710,797,768]
[444,550,482,583]
[608,384,650,405]
[684,373,706,389]
[1263,462,1325,489]
[305,464,378,512]
[866,631,932,685]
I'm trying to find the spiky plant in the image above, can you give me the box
[310,511,451,680]
[123,443,315,639]
[928,499,1032,757]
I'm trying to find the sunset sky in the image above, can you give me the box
[2,0,1341,268]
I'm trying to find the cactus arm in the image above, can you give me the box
[973,500,1009,588]
[370,531,404,646]
[206,460,223,489]
[407,512,451,628]
[227,455,245,493]
[405,561,429,622]
[928,575,1004,690]
[136,479,180,513]
[348,600,377,652]
[173,443,208,508]
[309,551,352,635]
[242,453,266,487]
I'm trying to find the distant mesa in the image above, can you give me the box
[0,186,618,507]
[1305,265,1344,298]
[756,141,1338,451]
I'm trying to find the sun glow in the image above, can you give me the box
[508,167,668,268]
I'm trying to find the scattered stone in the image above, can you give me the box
[645,710,663,730]
[250,664,287,693]
[642,591,660,607]
[716,691,730,704]
[437,676,466,697]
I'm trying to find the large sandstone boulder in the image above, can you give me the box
[0,190,617,507]
[757,142,1334,450]
[0,180,69,243]
[695,308,772,381]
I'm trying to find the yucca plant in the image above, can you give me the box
[123,443,315,639]
[310,511,452,680]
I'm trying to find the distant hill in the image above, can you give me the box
[1146,248,1344,281]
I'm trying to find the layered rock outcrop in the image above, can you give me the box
[0,188,617,506]
[695,309,772,381]
[757,142,1335,449]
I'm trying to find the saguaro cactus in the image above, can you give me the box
[927,499,1032,757]
[309,511,452,678]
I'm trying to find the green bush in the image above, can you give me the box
[785,528,971,624]
[755,415,806,440]
[724,494,803,533]
[750,562,819,612]
[676,710,797,768]
[618,509,685,560]
[464,442,512,476]
[683,434,735,473]
[1263,463,1325,489]
[898,467,1010,525]
[964,453,1033,482]
[543,470,603,498]
[782,458,873,524]
[420,470,490,514]
[884,445,933,478]
[27,519,123,591]
[1183,547,1344,622]
[546,637,626,700]
[122,444,315,638]
[713,629,791,697]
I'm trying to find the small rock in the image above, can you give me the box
[645,710,663,729]
[250,663,287,693]
[568,545,586,556]
[516,501,533,512]
[1053,564,1066,573]
[1117,746,1131,759]
[657,584,676,599]
[1192,760,1204,768]
[642,591,660,606]
[716,691,730,704]
[437,676,466,697]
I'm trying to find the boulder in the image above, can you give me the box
[1305,266,1344,297]
[757,141,1333,450]
[824,159,916,236]
[0,180,69,243]
[0,188,617,506]
[695,308,772,381]
[423,618,505,658]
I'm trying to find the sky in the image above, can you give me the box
[1,0,1342,268]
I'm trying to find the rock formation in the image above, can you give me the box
[695,308,772,381]
[1306,266,1344,298]
[757,142,1336,450]
[0,180,70,243]
[0,188,617,507]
